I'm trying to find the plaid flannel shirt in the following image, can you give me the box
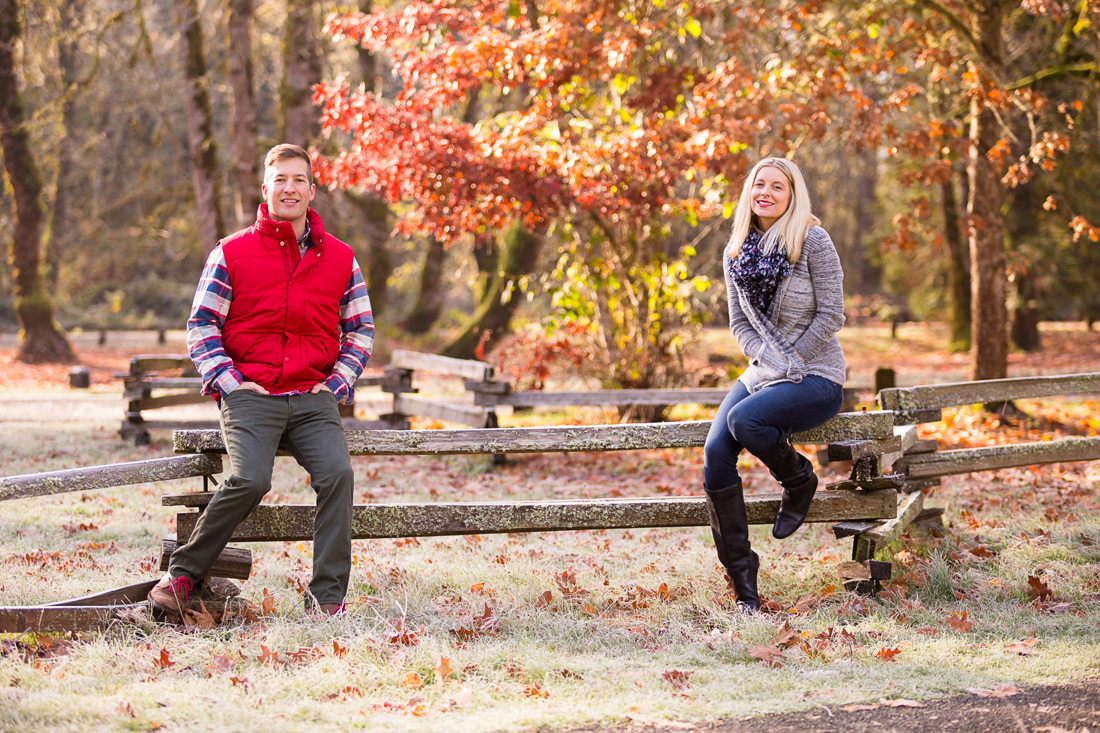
[186,244,374,403]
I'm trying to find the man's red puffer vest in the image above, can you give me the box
[220,204,354,395]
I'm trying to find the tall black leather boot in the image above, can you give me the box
[758,436,818,539]
[704,481,760,612]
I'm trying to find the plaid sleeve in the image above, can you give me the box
[186,246,243,398]
[322,256,375,403]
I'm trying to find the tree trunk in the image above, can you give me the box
[966,5,1008,381]
[280,0,322,146]
[402,235,447,334]
[943,167,970,351]
[228,0,260,229]
[350,0,393,319]
[180,0,226,252]
[442,225,543,359]
[0,0,74,363]
[853,144,880,294]
[1006,182,1041,351]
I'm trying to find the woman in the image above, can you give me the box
[703,157,846,612]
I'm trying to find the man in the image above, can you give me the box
[148,144,374,619]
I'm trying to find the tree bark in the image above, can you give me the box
[442,225,543,359]
[46,0,85,291]
[351,0,393,319]
[180,0,226,252]
[966,4,1008,381]
[943,166,970,351]
[228,0,260,229]
[1006,181,1042,351]
[0,0,74,363]
[852,144,880,294]
[280,0,322,146]
[402,235,447,333]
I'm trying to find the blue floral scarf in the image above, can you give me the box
[729,228,792,315]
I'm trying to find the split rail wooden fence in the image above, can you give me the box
[3,371,1097,632]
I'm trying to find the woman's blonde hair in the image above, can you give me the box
[724,157,819,264]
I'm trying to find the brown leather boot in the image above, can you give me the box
[147,574,196,620]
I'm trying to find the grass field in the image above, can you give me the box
[1,324,1098,732]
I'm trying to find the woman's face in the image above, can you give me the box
[750,166,791,231]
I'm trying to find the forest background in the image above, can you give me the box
[2,0,1100,387]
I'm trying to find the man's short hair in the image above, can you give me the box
[264,144,313,182]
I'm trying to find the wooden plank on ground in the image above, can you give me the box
[899,437,1100,478]
[0,605,145,633]
[158,540,252,580]
[174,411,895,455]
[473,388,729,407]
[389,350,495,381]
[0,454,223,502]
[43,580,157,607]
[175,490,898,543]
[878,372,1100,412]
[392,394,489,427]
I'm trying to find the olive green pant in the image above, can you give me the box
[169,389,354,606]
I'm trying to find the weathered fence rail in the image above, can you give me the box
[6,369,1098,632]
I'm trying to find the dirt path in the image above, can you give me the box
[558,678,1100,732]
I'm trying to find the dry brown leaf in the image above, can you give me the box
[747,645,785,668]
[434,655,454,684]
[1005,638,1040,655]
[261,589,275,616]
[404,671,424,689]
[1027,575,1054,601]
[946,610,974,632]
[152,647,174,670]
[882,698,925,707]
[661,669,693,690]
[876,646,902,662]
[966,683,1022,698]
[840,703,880,712]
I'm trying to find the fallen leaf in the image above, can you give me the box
[332,641,348,658]
[182,600,217,630]
[115,701,136,718]
[882,698,925,707]
[1005,638,1040,655]
[434,655,453,684]
[535,590,553,609]
[404,671,424,688]
[523,680,549,698]
[747,645,785,668]
[205,653,233,676]
[153,647,174,670]
[840,703,880,712]
[966,683,1022,698]
[946,610,973,632]
[773,620,800,649]
[257,644,279,666]
[1027,575,1053,602]
[261,589,275,616]
[876,646,902,662]
[661,669,693,690]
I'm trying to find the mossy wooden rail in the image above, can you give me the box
[163,411,903,578]
[116,355,390,444]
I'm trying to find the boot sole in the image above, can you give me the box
[148,598,185,622]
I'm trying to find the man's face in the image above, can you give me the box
[262,157,315,226]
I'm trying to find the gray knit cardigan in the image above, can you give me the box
[724,225,846,392]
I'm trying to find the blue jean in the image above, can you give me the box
[703,376,843,492]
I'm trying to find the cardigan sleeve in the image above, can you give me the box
[791,231,846,361]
